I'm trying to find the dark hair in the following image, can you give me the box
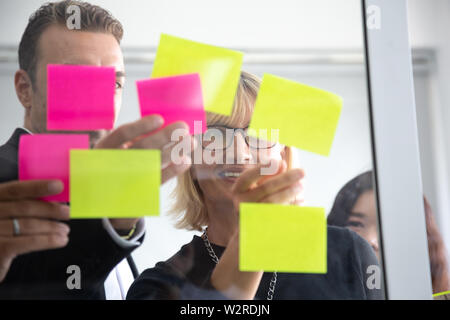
[327,171,373,227]
[328,171,450,293]
[18,0,123,84]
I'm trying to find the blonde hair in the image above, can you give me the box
[170,71,292,231]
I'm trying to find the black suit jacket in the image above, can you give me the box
[0,128,143,299]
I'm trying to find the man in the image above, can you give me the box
[0,0,194,299]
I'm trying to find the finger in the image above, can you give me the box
[160,135,196,169]
[161,157,192,184]
[245,169,305,201]
[0,201,70,220]
[4,233,69,258]
[291,195,305,206]
[291,181,305,205]
[291,176,306,205]
[0,219,70,237]
[130,121,190,150]
[0,255,14,283]
[260,182,303,204]
[0,180,64,201]
[233,160,281,193]
[257,160,287,185]
[95,115,165,148]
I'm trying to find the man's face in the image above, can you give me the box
[27,24,125,145]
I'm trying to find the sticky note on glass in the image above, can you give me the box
[47,64,115,131]
[151,34,243,116]
[70,149,160,218]
[248,74,342,156]
[239,203,327,273]
[137,73,206,134]
[18,134,89,202]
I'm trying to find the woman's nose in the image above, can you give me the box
[369,237,379,253]
[227,133,252,164]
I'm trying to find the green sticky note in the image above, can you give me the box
[70,149,160,218]
[248,74,342,156]
[239,203,327,273]
[433,290,450,298]
[151,34,243,116]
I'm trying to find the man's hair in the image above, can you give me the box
[18,0,123,84]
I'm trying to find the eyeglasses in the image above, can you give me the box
[201,125,277,150]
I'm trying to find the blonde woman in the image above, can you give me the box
[127,72,382,300]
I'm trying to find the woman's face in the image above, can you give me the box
[191,119,285,206]
[348,190,380,259]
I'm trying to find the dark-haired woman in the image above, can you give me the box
[328,171,450,293]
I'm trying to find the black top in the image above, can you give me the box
[0,128,143,299]
[0,128,24,183]
[127,226,383,300]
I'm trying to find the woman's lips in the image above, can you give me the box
[217,169,243,183]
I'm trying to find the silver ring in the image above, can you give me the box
[12,219,20,236]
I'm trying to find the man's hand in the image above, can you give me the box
[0,179,70,283]
[95,115,196,232]
[95,115,195,184]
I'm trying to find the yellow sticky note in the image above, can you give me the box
[151,34,243,116]
[239,203,327,273]
[248,74,342,156]
[70,149,160,218]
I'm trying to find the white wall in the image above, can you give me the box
[0,0,365,49]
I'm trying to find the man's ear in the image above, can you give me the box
[14,69,34,111]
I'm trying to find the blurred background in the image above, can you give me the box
[0,0,448,276]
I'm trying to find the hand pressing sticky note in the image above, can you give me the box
[47,64,115,131]
[248,74,342,156]
[70,149,160,218]
[151,34,243,116]
[239,203,327,273]
[19,134,90,202]
[137,73,206,134]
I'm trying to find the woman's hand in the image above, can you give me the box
[210,160,305,300]
[231,159,305,208]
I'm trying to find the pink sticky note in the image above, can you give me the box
[47,64,115,131]
[137,73,206,134]
[19,134,90,202]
